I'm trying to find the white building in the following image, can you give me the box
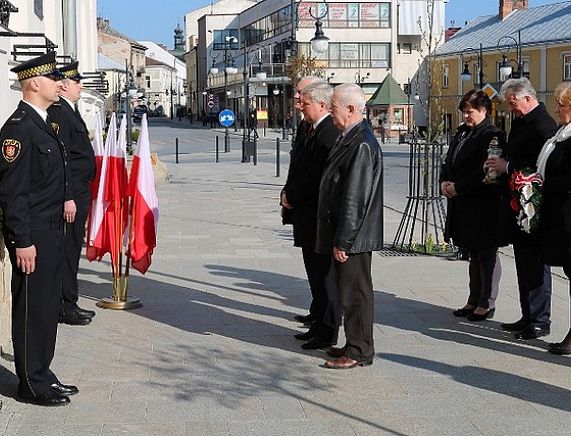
[140,40,187,117]
[0,0,103,131]
[190,0,446,127]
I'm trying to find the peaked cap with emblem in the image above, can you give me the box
[10,51,64,81]
[59,60,84,81]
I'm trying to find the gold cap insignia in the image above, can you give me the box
[2,139,21,163]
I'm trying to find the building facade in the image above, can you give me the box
[189,0,445,129]
[431,0,571,140]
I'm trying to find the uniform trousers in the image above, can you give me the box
[7,225,63,396]
[62,189,90,313]
[513,240,552,327]
[336,252,374,362]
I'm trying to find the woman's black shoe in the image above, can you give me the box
[466,308,495,321]
[453,307,475,317]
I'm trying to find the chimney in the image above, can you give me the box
[499,0,529,20]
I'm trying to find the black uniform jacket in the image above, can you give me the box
[48,99,95,200]
[0,101,66,247]
[441,118,510,250]
[284,115,339,247]
[539,134,571,266]
[316,120,384,255]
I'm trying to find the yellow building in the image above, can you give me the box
[431,0,571,140]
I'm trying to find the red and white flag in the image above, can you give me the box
[90,114,105,200]
[86,113,129,276]
[126,113,159,274]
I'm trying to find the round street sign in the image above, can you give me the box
[219,109,235,127]
[207,100,215,109]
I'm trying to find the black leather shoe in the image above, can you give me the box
[452,307,475,317]
[301,337,337,350]
[501,319,528,332]
[60,310,91,326]
[294,314,315,324]
[548,344,571,355]
[515,325,550,340]
[51,382,78,396]
[466,308,495,321]
[294,330,314,341]
[19,390,70,407]
[76,306,96,318]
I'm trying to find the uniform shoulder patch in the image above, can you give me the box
[2,139,21,162]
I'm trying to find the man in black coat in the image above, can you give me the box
[0,51,77,406]
[485,78,557,340]
[282,80,341,349]
[48,61,96,326]
[316,83,384,369]
[281,76,324,325]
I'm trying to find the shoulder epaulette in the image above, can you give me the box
[7,110,27,124]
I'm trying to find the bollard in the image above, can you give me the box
[215,136,219,163]
[276,138,280,177]
[253,136,258,166]
[175,137,179,164]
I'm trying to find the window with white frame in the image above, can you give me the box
[564,53,571,80]
[442,64,449,88]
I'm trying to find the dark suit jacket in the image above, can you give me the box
[505,102,557,244]
[539,134,571,266]
[48,99,96,201]
[441,118,510,250]
[283,115,339,248]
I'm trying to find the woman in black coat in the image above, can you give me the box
[536,82,571,355]
[441,90,509,321]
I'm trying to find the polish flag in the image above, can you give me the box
[90,114,105,200]
[86,113,129,276]
[126,113,159,274]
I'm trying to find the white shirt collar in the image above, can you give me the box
[22,100,48,123]
[60,96,75,110]
[312,113,330,129]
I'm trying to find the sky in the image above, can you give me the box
[97,0,566,48]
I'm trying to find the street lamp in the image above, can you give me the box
[460,43,484,89]
[497,30,527,81]
[210,35,238,152]
[308,2,329,54]
[355,71,370,86]
[124,61,137,153]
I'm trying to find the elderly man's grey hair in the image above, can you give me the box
[301,82,333,107]
[499,77,537,101]
[297,75,323,88]
[334,83,366,113]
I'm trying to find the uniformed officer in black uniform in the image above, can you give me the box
[48,61,96,326]
[0,52,77,406]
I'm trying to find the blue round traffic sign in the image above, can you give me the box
[219,109,235,127]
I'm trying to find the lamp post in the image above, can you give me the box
[497,30,526,81]
[355,71,370,87]
[124,61,137,153]
[287,0,330,139]
[211,35,238,152]
[242,47,268,162]
[460,43,484,89]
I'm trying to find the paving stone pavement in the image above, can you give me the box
[0,119,569,435]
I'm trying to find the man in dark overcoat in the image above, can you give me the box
[0,52,77,406]
[281,81,340,349]
[485,78,557,339]
[48,61,96,326]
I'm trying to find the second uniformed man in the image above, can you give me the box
[48,61,96,326]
